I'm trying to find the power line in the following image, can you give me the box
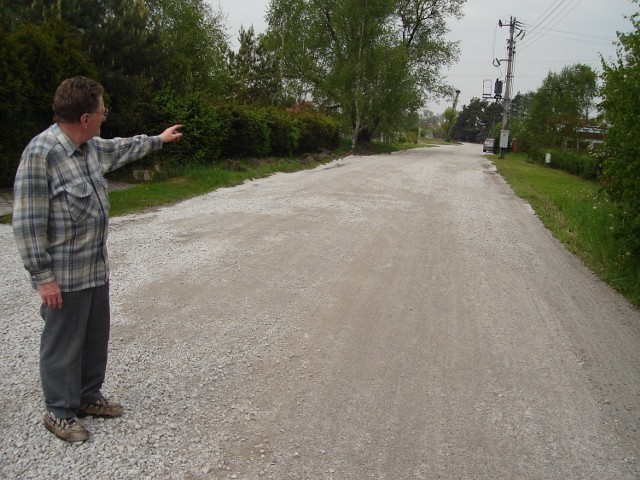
[542,0,585,32]
[524,0,571,41]
[520,0,585,51]
[526,0,566,29]
[521,0,579,49]
[535,27,616,41]
[524,31,614,47]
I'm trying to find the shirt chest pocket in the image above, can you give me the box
[61,181,101,223]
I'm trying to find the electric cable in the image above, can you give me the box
[521,0,585,51]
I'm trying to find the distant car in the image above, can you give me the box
[482,138,495,153]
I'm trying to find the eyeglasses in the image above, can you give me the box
[89,107,109,119]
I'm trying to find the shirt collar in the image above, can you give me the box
[52,123,83,156]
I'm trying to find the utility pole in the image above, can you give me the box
[453,89,461,111]
[445,89,461,142]
[497,17,524,158]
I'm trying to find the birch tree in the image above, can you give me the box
[265,0,464,147]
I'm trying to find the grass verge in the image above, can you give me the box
[493,152,639,309]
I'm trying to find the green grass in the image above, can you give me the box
[493,152,639,308]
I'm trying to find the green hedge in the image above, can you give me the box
[3,78,342,186]
[265,107,301,156]
[295,112,341,153]
[151,91,230,169]
[152,99,341,168]
[220,104,271,159]
[527,148,602,180]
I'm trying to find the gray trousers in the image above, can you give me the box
[39,283,110,418]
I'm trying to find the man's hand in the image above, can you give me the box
[38,281,63,309]
[159,125,183,143]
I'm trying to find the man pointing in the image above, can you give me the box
[13,76,182,443]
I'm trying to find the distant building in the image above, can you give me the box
[575,126,606,147]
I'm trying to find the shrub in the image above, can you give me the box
[526,148,602,181]
[264,107,300,156]
[220,104,270,159]
[294,112,341,153]
[550,150,600,180]
[144,100,341,170]
[153,91,230,169]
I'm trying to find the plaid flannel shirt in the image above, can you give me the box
[13,123,163,292]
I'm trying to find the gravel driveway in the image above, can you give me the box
[1,143,639,479]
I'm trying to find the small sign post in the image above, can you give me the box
[499,130,510,159]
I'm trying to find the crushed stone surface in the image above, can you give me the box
[1,143,639,479]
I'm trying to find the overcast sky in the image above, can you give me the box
[211,0,637,113]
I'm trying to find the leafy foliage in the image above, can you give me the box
[294,112,341,153]
[228,27,283,105]
[451,97,502,143]
[264,0,464,147]
[518,64,597,151]
[0,19,97,186]
[0,0,346,187]
[220,104,272,159]
[264,107,302,156]
[152,91,230,168]
[600,4,640,262]
[147,0,230,96]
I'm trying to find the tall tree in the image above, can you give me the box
[84,0,163,136]
[0,19,97,187]
[147,0,229,97]
[228,26,283,105]
[510,91,534,119]
[8,0,167,136]
[520,64,597,150]
[508,91,534,149]
[264,0,464,147]
[452,97,502,142]
[600,3,640,261]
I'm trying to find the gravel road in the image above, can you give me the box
[1,143,639,479]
